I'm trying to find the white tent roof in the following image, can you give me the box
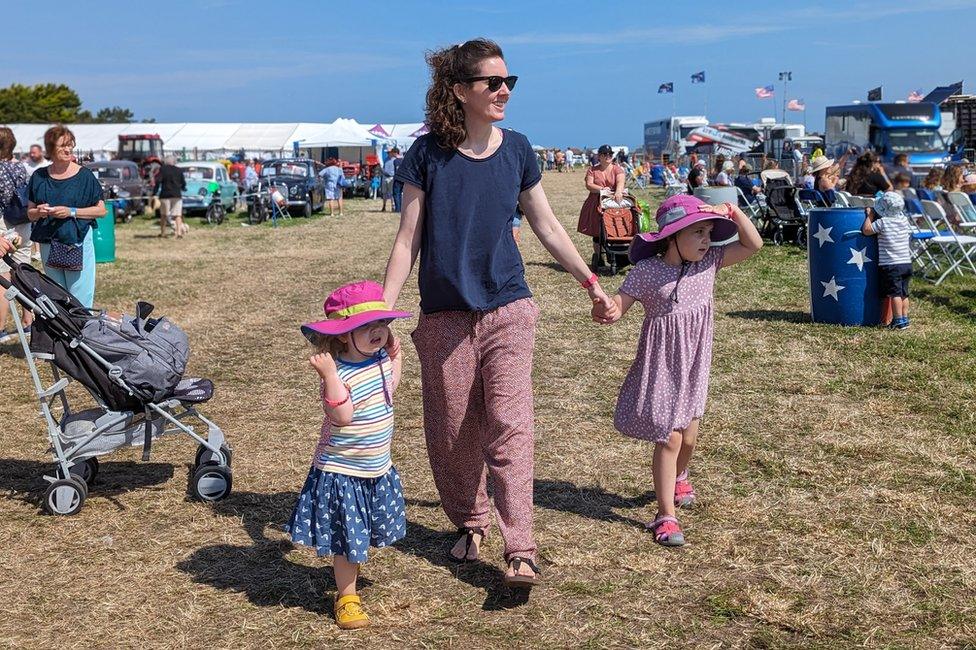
[222,123,299,151]
[166,123,242,151]
[301,118,386,148]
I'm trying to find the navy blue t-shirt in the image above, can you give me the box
[395,129,542,313]
[28,166,102,244]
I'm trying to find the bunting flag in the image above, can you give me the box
[408,124,429,138]
[658,82,674,94]
[691,71,705,84]
[867,86,882,101]
[787,98,806,111]
[755,85,774,99]
[907,89,924,103]
[368,124,390,138]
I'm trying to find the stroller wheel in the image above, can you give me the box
[56,457,99,485]
[794,226,807,247]
[44,477,87,516]
[195,443,233,468]
[772,229,785,246]
[191,464,233,502]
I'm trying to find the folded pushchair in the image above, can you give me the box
[0,253,233,516]
[598,191,640,275]
[760,173,807,246]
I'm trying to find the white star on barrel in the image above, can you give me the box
[812,223,834,247]
[820,276,845,301]
[847,247,872,272]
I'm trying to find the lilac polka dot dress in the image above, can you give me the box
[613,245,725,443]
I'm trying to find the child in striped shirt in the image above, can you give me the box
[286,280,411,630]
[862,191,914,329]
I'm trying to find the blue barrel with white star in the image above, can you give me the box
[808,208,881,326]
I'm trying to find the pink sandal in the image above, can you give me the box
[647,514,685,547]
[674,470,696,508]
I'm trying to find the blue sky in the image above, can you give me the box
[3,0,974,147]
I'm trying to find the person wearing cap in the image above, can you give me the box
[598,194,762,546]
[287,280,412,629]
[384,38,617,588]
[862,192,914,329]
[577,143,626,270]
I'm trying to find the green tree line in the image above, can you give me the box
[0,83,153,123]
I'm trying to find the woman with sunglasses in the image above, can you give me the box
[577,144,626,271]
[384,38,617,588]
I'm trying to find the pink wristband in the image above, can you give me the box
[323,388,350,408]
[581,273,598,289]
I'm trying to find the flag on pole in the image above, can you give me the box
[787,98,806,111]
[755,85,774,99]
[658,82,674,94]
[867,86,882,101]
[907,89,924,103]
[691,71,705,84]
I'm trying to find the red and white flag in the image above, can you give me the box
[907,89,924,103]
[755,85,774,99]
[787,98,806,111]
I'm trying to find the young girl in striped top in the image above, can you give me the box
[286,280,411,630]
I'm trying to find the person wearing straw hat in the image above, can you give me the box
[598,194,762,546]
[810,154,840,206]
[286,280,412,629]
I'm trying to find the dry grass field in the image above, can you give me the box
[1,170,974,648]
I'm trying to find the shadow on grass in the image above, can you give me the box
[176,491,530,614]
[913,286,976,325]
[726,309,809,323]
[0,458,173,511]
[534,479,654,529]
[525,260,568,274]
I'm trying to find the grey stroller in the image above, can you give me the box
[0,250,233,516]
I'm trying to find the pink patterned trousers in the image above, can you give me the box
[411,298,539,562]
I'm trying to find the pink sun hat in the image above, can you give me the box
[301,280,411,340]
[629,194,737,263]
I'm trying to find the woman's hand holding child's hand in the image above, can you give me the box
[590,288,620,324]
[310,352,338,379]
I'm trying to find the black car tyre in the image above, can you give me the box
[303,199,312,218]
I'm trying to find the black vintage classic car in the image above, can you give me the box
[252,158,326,218]
[84,160,148,221]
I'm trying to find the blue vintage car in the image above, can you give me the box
[177,162,240,216]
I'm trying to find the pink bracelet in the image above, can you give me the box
[581,273,599,289]
[323,388,350,408]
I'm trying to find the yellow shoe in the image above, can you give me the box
[334,594,370,630]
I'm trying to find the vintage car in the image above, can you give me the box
[255,158,326,217]
[177,161,240,216]
[84,160,148,221]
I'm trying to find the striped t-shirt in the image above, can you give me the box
[872,214,913,265]
[313,351,394,479]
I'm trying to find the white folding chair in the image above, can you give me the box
[832,191,850,207]
[906,212,943,278]
[920,199,976,284]
[946,191,976,231]
[847,195,865,208]
[735,186,763,224]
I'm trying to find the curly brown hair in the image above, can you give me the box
[922,167,943,189]
[424,38,504,149]
[942,165,963,192]
[845,151,879,195]
[0,127,15,160]
[43,125,75,159]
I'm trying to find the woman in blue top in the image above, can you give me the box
[383,38,617,588]
[26,126,106,308]
[320,158,345,217]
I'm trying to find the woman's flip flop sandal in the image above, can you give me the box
[503,556,542,588]
[648,515,686,547]
[451,527,486,563]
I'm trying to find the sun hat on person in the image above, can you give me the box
[301,280,411,340]
[810,155,834,174]
[873,191,907,219]
[629,194,737,263]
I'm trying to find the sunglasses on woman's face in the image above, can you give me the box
[463,75,518,92]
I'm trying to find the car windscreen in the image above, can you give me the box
[90,167,123,179]
[886,129,945,153]
[181,166,215,180]
[261,163,308,178]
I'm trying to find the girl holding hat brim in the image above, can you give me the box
[597,194,762,546]
[384,39,618,587]
[286,280,411,629]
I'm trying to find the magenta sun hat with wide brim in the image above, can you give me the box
[301,280,411,340]
[629,194,738,263]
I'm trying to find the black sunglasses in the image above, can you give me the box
[462,75,518,92]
